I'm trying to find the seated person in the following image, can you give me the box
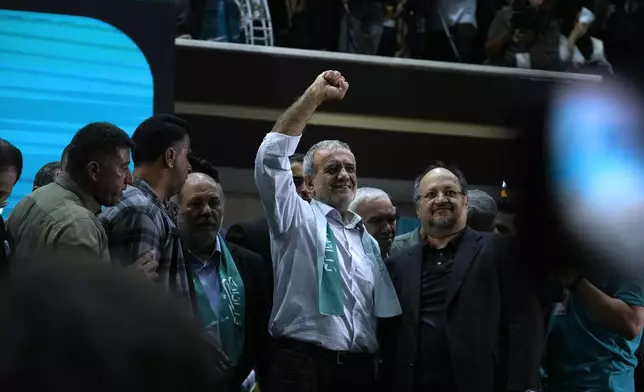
[485,0,563,71]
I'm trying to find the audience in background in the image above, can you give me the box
[174,0,631,76]
[466,189,498,232]
[0,139,22,213]
[0,138,22,274]
[32,161,61,191]
[495,196,517,235]
[348,187,397,259]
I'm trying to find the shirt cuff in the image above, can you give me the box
[262,132,302,157]
[579,8,595,25]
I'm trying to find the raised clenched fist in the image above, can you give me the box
[310,70,349,104]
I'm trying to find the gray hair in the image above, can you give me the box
[348,187,391,212]
[303,140,351,175]
[466,189,498,232]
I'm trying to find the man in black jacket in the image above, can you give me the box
[177,172,271,391]
[226,153,311,294]
[0,139,23,276]
[378,162,543,392]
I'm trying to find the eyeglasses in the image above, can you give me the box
[418,190,465,202]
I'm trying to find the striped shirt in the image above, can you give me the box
[99,178,189,300]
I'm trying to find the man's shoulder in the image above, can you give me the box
[100,187,162,224]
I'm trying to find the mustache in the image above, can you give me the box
[196,219,218,226]
[432,203,453,212]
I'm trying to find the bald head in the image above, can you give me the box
[177,172,224,256]
[179,172,218,198]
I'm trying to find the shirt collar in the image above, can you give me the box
[55,172,101,215]
[132,177,163,206]
[425,228,465,251]
[187,236,221,268]
[312,199,362,228]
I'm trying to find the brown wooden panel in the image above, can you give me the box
[182,114,518,186]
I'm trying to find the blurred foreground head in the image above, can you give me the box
[0,253,225,391]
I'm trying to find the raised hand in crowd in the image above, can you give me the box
[309,69,349,104]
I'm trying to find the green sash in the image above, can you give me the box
[320,223,344,315]
[191,235,246,366]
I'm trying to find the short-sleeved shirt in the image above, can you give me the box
[544,274,644,392]
[99,178,189,299]
[6,172,109,262]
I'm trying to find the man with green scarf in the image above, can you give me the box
[176,172,271,391]
[254,70,401,392]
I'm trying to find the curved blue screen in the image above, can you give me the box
[0,9,154,216]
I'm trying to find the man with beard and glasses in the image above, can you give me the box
[100,115,192,295]
[348,187,397,259]
[378,161,543,392]
[176,172,270,392]
[254,70,401,392]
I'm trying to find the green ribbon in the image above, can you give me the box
[191,235,245,366]
[320,223,344,315]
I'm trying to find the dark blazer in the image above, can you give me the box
[379,228,544,392]
[186,241,271,392]
[226,218,273,299]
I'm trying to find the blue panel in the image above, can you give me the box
[0,10,154,216]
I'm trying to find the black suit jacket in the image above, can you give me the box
[226,218,273,300]
[379,228,544,392]
[186,241,271,392]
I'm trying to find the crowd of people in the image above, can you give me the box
[175,0,644,75]
[0,70,643,391]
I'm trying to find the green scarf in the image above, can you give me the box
[319,222,382,315]
[191,235,246,366]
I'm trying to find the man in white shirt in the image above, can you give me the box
[254,70,401,392]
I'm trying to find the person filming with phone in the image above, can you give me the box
[485,0,562,71]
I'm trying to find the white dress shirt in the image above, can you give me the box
[254,132,379,353]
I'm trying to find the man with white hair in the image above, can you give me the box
[254,70,400,392]
[348,187,397,259]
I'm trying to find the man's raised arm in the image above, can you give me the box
[254,71,349,235]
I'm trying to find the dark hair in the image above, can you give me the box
[33,161,61,189]
[65,123,134,174]
[289,153,305,164]
[188,154,219,183]
[131,115,191,166]
[0,253,227,391]
[413,161,468,203]
[0,139,23,183]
